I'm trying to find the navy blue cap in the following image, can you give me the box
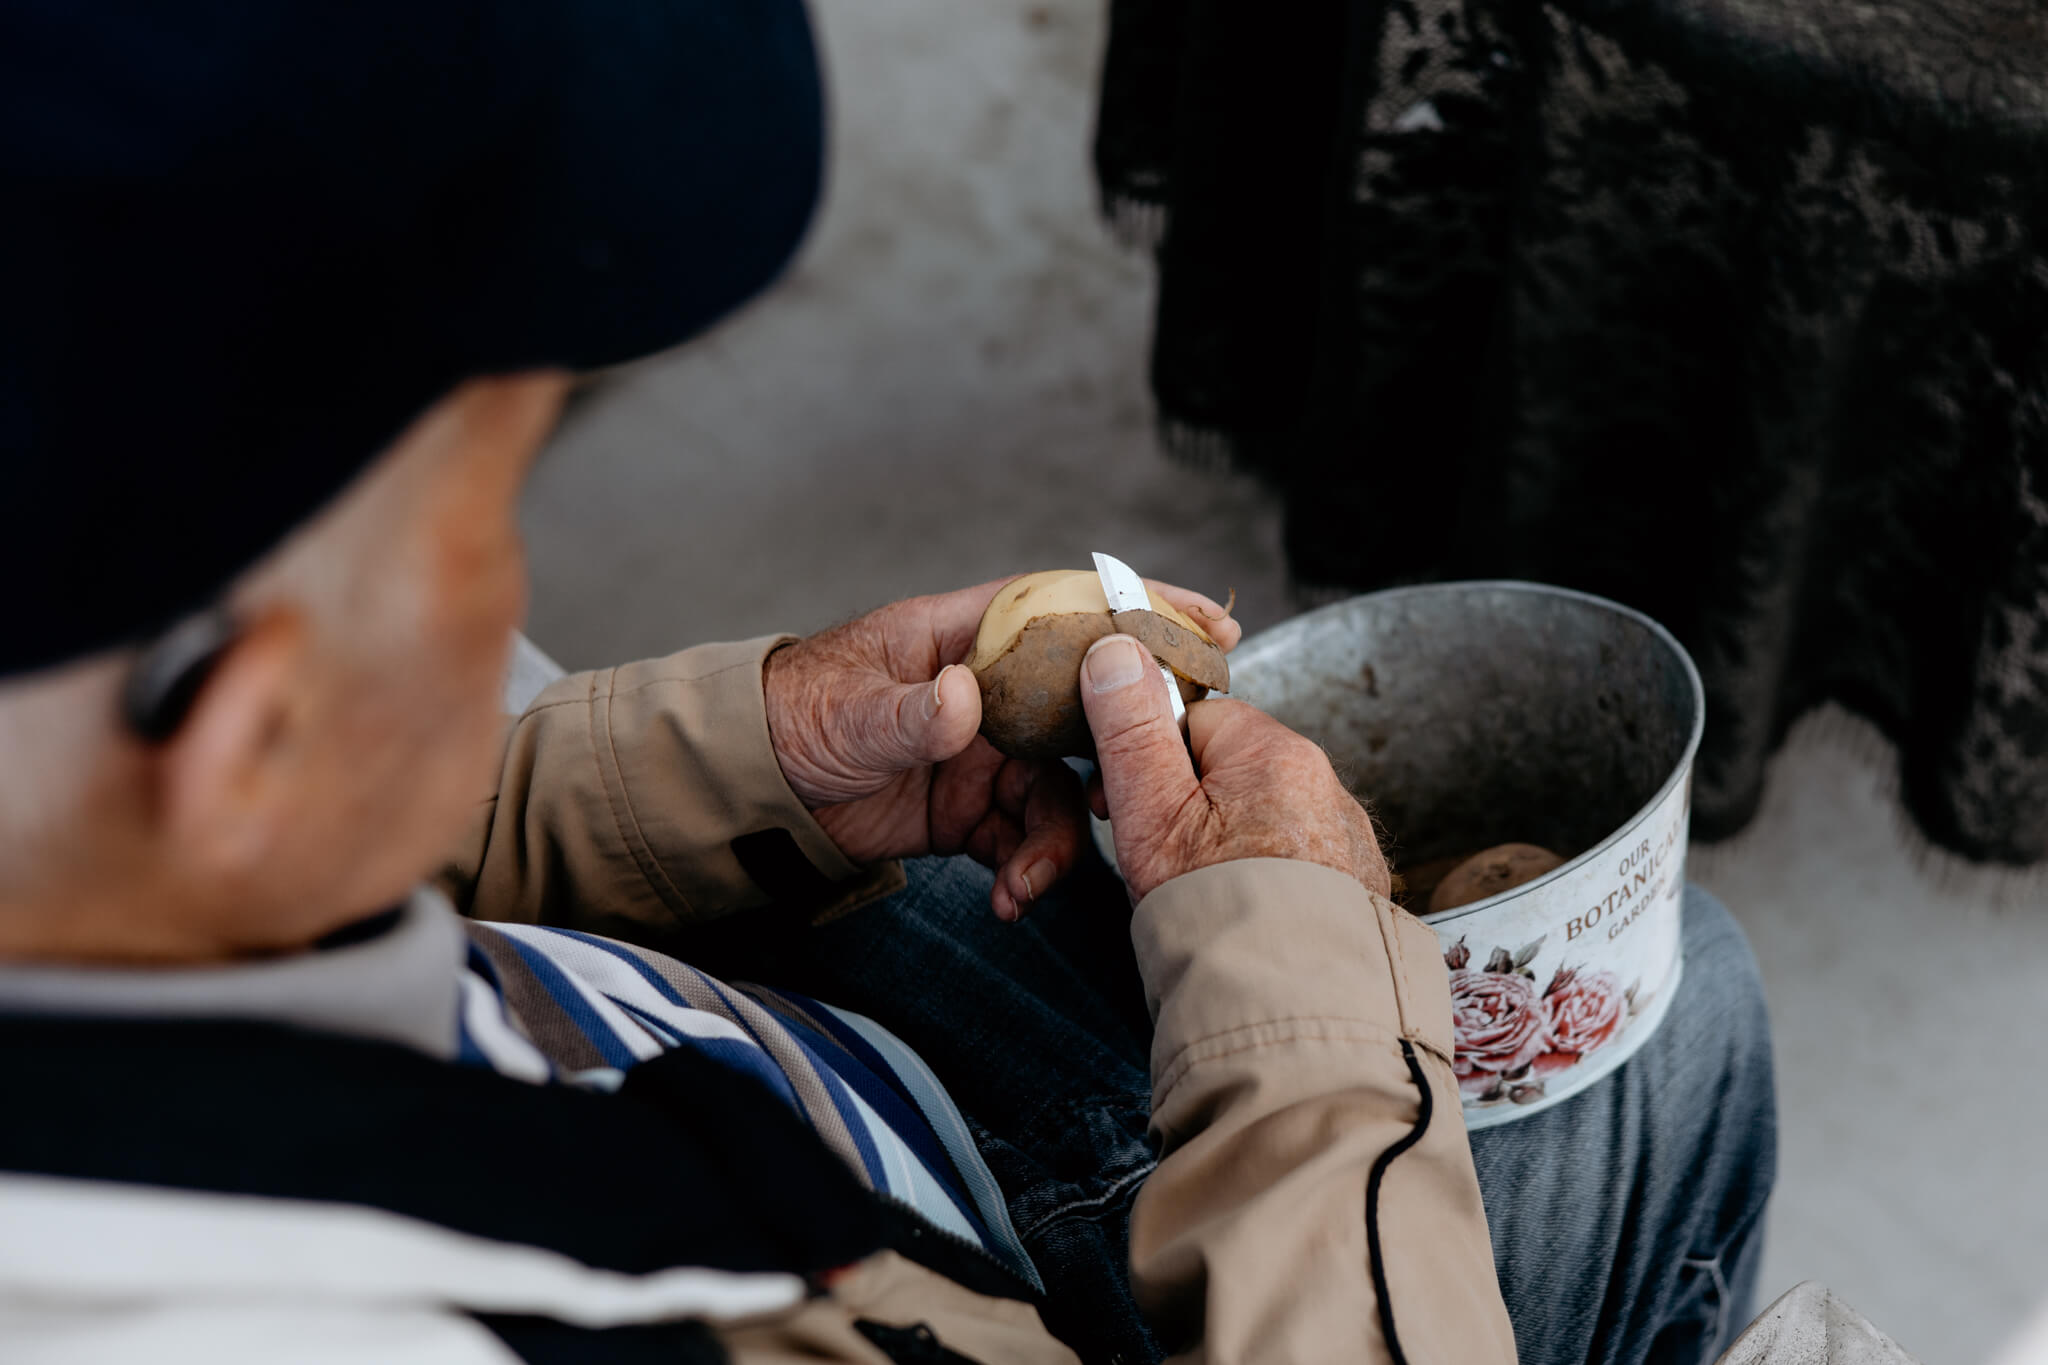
[2,0,823,677]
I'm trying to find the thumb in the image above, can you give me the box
[1080,635,1200,869]
[868,662,982,771]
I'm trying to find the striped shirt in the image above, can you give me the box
[458,919,1040,1287]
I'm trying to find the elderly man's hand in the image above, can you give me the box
[763,577,1239,920]
[1078,634,1391,904]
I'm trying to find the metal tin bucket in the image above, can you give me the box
[1106,581,1704,1128]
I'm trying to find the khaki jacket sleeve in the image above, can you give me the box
[723,1252,1080,1365]
[1129,859,1517,1365]
[438,636,904,935]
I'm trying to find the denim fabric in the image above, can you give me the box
[1465,884,1777,1365]
[698,855,1774,1365]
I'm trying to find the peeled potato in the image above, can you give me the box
[1427,843,1564,914]
[970,570,1230,759]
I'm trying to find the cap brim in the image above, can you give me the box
[2,0,823,677]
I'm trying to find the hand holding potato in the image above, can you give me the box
[1080,634,1390,904]
[763,577,1239,920]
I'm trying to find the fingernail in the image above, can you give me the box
[1021,859,1055,902]
[1084,636,1146,692]
[924,666,951,720]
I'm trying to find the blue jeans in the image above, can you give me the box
[695,855,1775,1365]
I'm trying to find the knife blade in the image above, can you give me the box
[1092,551,1188,730]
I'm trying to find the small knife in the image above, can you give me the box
[1092,551,1188,731]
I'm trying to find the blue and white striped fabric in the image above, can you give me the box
[454,921,1041,1289]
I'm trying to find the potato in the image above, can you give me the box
[969,570,1230,758]
[1427,843,1564,915]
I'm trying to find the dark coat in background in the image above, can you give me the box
[1095,0,2048,865]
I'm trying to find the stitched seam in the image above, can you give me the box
[1154,1016,1401,1110]
[516,658,766,718]
[583,669,696,922]
[1016,1163,1156,1241]
[603,677,699,917]
[1409,1036,1456,1071]
[1370,898,1413,1039]
[552,649,843,914]
[1383,901,1458,1059]
[1390,913,1415,1032]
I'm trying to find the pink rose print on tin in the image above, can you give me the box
[1447,967,1548,1098]
[1533,966,1626,1077]
[1443,936,1650,1107]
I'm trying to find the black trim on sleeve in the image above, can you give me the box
[1364,1037,1434,1365]
[731,827,839,908]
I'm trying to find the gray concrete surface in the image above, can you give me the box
[521,1,2048,1360]
[1694,712,2048,1364]
[521,0,1287,668]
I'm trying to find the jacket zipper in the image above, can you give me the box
[874,1192,1042,1303]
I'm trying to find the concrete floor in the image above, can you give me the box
[1692,715,2048,1364]
[521,1,2048,1359]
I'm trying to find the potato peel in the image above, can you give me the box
[970,569,1230,759]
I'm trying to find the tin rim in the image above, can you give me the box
[1229,580,1706,926]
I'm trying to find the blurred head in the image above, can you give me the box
[0,372,569,963]
[1,0,830,963]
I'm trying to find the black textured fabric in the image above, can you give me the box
[1096,0,2048,864]
[478,1316,729,1365]
[0,1013,881,1276]
[2,0,822,678]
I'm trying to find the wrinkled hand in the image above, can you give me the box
[1079,634,1390,904]
[764,578,1241,920]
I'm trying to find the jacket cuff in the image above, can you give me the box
[1132,859,1454,1106]
[532,636,904,925]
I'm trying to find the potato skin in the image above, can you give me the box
[975,611,1209,759]
[1427,843,1564,914]
[1109,609,1230,692]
